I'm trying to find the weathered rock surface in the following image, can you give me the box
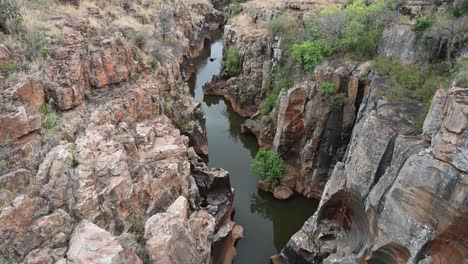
[67,220,129,264]
[280,88,467,263]
[144,196,215,264]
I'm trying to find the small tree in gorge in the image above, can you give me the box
[251,149,286,186]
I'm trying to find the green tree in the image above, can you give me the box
[251,149,286,186]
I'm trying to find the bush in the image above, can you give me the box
[290,0,395,66]
[292,40,333,71]
[251,149,286,186]
[0,160,8,171]
[225,46,241,76]
[452,58,468,87]
[413,17,433,32]
[321,81,337,96]
[42,114,57,130]
[22,31,49,61]
[0,0,22,34]
[0,63,17,73]
[374,57,422,90]
[266,14,304,46]
[452,1,468,17]
[261,93,278,115]
[134,34,146,49]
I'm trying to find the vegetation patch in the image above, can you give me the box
[41,113,58,130]
[0,63,17,73]
[412,17,434,32]
[261,93,278,115]
[452,58,468,87]
[225,46,241,76]
[251,149,286,187]
[0,0,23,33]
[375,57,449,128]
[290,0,395,71]
[128,212,146,234]
[0,160,8,172]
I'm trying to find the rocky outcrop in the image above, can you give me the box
[279,87,467,263]
[144,196,215,264]
[251,60,368,198]
[67,220,135,264]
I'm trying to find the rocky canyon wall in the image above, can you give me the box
[0,0,238,263]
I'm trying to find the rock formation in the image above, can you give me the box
[0,0,237,263]
[278,87,467,264]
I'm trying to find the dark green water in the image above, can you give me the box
[187,33,319,263]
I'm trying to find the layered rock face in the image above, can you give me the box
[270,61,371,198]
[0,0,237,263]
[278,87,467,263]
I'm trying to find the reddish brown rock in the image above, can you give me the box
[0,107,41,143]
[9,80,45,109]
[89,44,138,88]
[273,185,294,200]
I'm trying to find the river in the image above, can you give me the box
[187,31,319,263]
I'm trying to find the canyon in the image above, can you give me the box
[0,0,466,263]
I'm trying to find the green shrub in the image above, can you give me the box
[22,31,49,60]
[266,14,304,45]
[0,160,8,171]
[413,17,433,32]
[261,93,278,115]
[39,103,50,114]
[452,1,468,17]
[134,34,146,49]
[133,50,143,64]
[417,76,449,109]
[0,0,23,33]
[41,47,49,58]
[452,58,468,87]
[374,57,422,90]
[292,40,333,71]
[0,63,17,73]
[330,92,347,109]
[42,114,57,130]
[321,81,337,96]
[225,46,241,76]
[90,168,99,182]
[290,0,394,63]
[251,149,286,186]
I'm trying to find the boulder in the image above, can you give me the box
[144,196,215,264]
[0,107,41,143]
[273,185,293,200]
[67,220,126,264]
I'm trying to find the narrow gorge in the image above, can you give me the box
[0,0,466,263]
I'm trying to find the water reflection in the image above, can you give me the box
[250,191,319,251]
[187,30,319,263]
